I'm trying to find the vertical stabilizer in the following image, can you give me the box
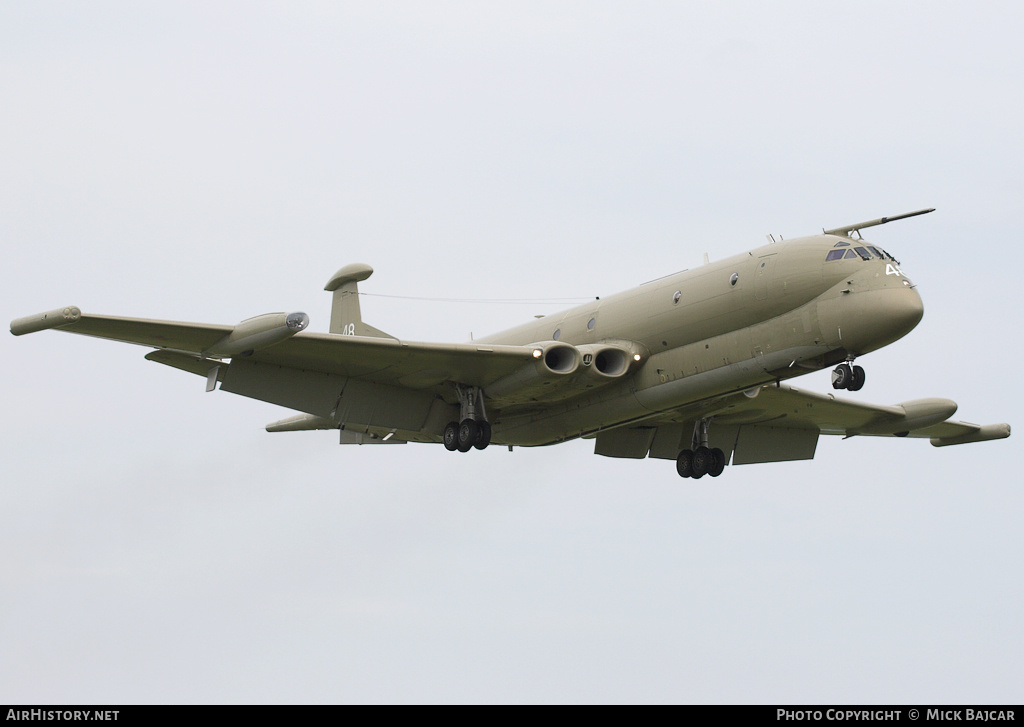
[324,263,394,338]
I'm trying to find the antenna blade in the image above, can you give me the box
[823,208,935,237]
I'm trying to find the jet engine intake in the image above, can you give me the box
[484,341,581,401]
[539,342,579,374]
[204,312,309,357]
[576,344,632,379]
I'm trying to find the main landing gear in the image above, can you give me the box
[831,359,865,391]
[442,385,492,453]
[676,419,727,479]
[443,418,492,452]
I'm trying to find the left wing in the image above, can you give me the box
[10,306,232,352]
[10,307,590,439]
[10,307,542,390]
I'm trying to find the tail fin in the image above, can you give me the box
[324,264,394,338]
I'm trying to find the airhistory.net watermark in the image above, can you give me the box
[6,711,118,721]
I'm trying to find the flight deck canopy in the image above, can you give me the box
[824,240,894,262]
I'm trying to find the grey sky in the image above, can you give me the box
[2,1,1021,703]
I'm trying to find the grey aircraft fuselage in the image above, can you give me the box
[479,232,921,446]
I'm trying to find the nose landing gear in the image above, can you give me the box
[832,360,865,391]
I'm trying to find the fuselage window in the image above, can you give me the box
[587,317,596,330]
[844,250,859,259]
[826,250,846,261]
[730,273,739,285]
[553,328,561,340]
[854,246,873,260]
[833,241,851,247]
[868,246,887,259]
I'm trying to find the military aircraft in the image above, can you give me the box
[10,209,1010,478]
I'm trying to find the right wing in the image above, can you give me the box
[704,383,1011,447]
[593,382,1010,462]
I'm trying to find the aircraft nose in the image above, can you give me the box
[840,285,924,353]
[901,285,925,329]
[880,285,924,343]
[883,283,924,331]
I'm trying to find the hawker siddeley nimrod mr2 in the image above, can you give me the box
[10,209,1010,478]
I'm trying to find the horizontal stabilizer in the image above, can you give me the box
[339,429,406,444]
[146,350,219,378]
[266,413,336,432]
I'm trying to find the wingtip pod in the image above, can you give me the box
[930,423,1011,447]
[10,306,81,336]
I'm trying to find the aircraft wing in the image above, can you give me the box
[594,383,1010,463]
[10,306,235,352]
[248,332,545,388]
[10,307,540,390]
[706,383,1012,446]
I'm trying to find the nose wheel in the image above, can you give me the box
[832,362,865,391]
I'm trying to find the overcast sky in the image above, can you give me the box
[2,1,1021,704]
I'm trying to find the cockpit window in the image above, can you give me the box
[882,247,901,263]
[826,243,899,263]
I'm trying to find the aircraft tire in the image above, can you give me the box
[849,365,866,391]
[708,448,726,477]
[692,446,713,479]
[457,418,478,452]
[832,363,853,389]
[474,421,492,450]
[676,449,694,478]
[443,421,460,451]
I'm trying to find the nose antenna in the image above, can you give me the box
[823,208,935,239]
